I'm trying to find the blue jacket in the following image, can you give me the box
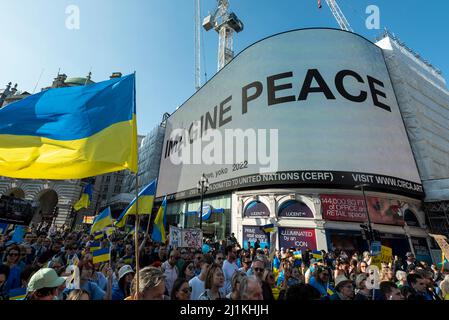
[111,283,125,301]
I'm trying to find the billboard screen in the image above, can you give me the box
[157,28,423,199]
[242,225,270,249]
[320,194,406,225]
[278,227,317,250]
[0,195,35,226]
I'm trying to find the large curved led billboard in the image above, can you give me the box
[156,28,423,199]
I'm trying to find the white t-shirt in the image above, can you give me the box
[189,276,205,300]
[161,260,178,296]
[222,259,239,295]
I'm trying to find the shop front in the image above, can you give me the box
[183,194,231,241]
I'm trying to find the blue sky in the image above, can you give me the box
[1,0,448,135]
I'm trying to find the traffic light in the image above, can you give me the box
[360,224,372,241]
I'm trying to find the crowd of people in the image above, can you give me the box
[0,224,448,301]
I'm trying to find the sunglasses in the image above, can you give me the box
[254,268,264,272]
[243,260,251,264]
[187,265,195,270]
[217,257,223,260]
[8,253,19,257]
[181,287,192,294]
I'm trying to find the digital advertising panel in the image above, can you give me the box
[156,28,423,200]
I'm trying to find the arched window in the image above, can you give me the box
[278,200,313,218]
[244,200,270,217]
[404,209,420,227]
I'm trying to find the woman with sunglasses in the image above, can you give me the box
[198,263,225,300]
[358,261,368,274]
[180,261,195,282]
[171,278,191,300]
[1,245,23,292]
[309,266,335,300]
[227,271,246,300]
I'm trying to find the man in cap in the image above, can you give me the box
[112,265,134,300]
[27,268,66,300]
[330,275,354,300]
[402,252,416,271]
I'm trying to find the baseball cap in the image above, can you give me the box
[355,273,368,289]
[118,265,134,280]
[406,252,415,258]
[27,268,65,292]
[334,275,352,290]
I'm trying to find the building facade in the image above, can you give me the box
[156,28,448,263]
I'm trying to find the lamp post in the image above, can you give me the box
[197,173,209,230]
[355,184,375,250]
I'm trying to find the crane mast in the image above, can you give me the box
[203,0,244,71]
[195,0,201,91]
[325,0,353,32]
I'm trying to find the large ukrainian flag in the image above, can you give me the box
[114,180,157,228]
[0,74,138,179]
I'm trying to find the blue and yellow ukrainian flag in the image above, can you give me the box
[9,287,27,300]
[114,180,157,228]
[92,247,110,264]
[74,184,93,211]
[311,250,324,260]
[151,197,167,243]
[262,223,275,233]
[327,286,335,296]
[0,74,137,179]
[293,250,302,260]
[93,231,104,240]
[0,223,9,234]
[89,241,101,252]
[90,207,113,234]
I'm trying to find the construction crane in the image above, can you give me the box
[195,0,201,91]
[202,0,244,71]
[320,0,353,32]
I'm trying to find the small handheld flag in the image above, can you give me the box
[89,241,101,253]
[9,287,27,300]
[262,223,275,233]
[311,250,323,260]
[327,287,335,296]
[90,207,113,234]
[0,223,9,234]
[115,180,156,228]
[74,184,93,211]
[92,247,110,264]
[151,197,167,243]
[93,231,104,240]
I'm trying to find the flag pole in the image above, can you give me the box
[132,71,140,298]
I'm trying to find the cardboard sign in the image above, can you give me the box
[429,234,449,261]
[370,245,393,268]
[169,226,202,249]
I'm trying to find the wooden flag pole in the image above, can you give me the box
[134,171,140,298]
[132,71,140,299]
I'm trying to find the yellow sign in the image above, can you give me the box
[429,234,449,271]
[370,245,393,268]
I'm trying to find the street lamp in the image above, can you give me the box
[197,173,210,230]
[355,184,375,250]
